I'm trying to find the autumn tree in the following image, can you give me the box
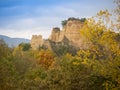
[78,6,120,89]
[36,49,55,70]
[0,39,11,59]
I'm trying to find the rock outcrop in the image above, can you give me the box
[49,27,61,42]
[31,35,43,50]
[48,19,84,49]
[30,18,86,53]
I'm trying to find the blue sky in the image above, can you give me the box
[0,0,115,39]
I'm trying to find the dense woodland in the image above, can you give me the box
[0,0,120,90]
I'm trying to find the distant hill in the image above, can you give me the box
[0,35,30,47]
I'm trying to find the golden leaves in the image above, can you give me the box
[36,50,55,70]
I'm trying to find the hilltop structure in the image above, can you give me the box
[30,18,87,54]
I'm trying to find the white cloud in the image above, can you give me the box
[0,6,104,39]
[0,16,63,39]
[0,27,51,39]
[0,0,114,39]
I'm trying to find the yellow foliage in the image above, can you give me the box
[72,61,80,66]
[36,49,55,70]
[12,46,23,57]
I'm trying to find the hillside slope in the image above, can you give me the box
[0,35,30,47]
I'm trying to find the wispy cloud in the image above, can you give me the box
[0,17,63,39]
[0,0,115,39]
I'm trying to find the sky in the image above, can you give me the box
[0,0,115,39]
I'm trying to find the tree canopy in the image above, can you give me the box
[61,17,86,27]
[0,0,120,89]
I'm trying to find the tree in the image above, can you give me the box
[61,20,67,27]
[79,11,120,89]
[80,18,86,22]
[0,39,10,59]
[61,17,86,27]
[36,49,55,70]
[19,43,31,51]
[0,39,18,89]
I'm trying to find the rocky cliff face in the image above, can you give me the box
[48,19,84,49]
[64,19,84,49]
[49,27,61,42]
[31,18,86,52]
[30,35,43,50]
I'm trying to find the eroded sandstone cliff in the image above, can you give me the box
[31,35,43,50]
[30,18,86,53]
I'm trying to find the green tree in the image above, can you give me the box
[80,18,86,22]
[0,39,18,90]
[19,43,31,51]
[61,17,86,27]
[61,20,67,27]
